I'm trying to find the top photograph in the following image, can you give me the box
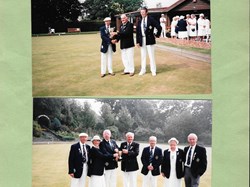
[32,0,211,97]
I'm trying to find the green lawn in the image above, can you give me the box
[32,143,211,187]
[32,34,211,96]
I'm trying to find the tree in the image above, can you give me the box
[115,0,143,13]
[116,106,134,134]
[80,102,97,135]
[83,0,113,20]
[83,0,143,20]
[100,103,116,128]
[32,0,83,29]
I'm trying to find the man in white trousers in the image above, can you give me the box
[113,14,135,76]
[159,14,167,38]
[141,136,163,187]
[100,17,116,78]
[99,129,120,187]
[120,132,140,187]
[136,7,162,76]
[68,133,90,187]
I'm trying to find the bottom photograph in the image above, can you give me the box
[32,98,212,187]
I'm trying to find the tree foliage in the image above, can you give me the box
[33,98,212,145]
[32,0,82,28]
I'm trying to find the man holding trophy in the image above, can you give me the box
[99,129,120,187]
[110,14,135,77]
[99,17,117,78]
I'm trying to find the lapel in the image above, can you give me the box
[192,146,198,160]
[121,22,127,31]
[105,140,113,151]
[77,142,81,152]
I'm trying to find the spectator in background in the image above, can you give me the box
[161,137,184,187]
[177,15,188,39]
[197,13,206,41]
[141,136,163,187]
[186,14,191,39]
[187,14,197,40]
[160,14,167,38]
[204,17,211,42]
[171,16,178,38]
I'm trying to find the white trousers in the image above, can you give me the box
[142,172,157,187]
[140,37,156,74]
[104,169,117,187]
[89,175,106,187]
[70,164,88,187]
[101,45,113,74]
[160,23,166,38]
[123,171,137,187]
[121,47,134,73]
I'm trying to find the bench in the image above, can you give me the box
[67,28,81,33]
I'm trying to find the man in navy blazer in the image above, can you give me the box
[68,133,91,187]
[120,132,140,187]
[99,129,119,187]
[184,133,207,187]
[136,7,162,76]
[100,17,116,78]
[141,136,163,187]
[115,14,135,76]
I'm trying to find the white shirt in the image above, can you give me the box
[185,144,196,167]
[149,146,155,155]
[80,142,88,162]
[160,17,166,25]
[141,16,148,36]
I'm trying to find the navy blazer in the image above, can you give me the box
[136,16,162,46]
[100,25,116,53]
[161,148,185,179]
[120,141,140,172]
[99,139,119,170]
[117,21,135,49]
[184,145,207,178]
[141,146,163,176]
[176,19,187,31]
[68,142,90,178]
[87,146,114,177]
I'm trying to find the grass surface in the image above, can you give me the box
[32,142,211,187]
[32,34,211,96]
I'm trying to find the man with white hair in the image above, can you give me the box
[99,129,119,187]
[120,132,140,187]
[113,14,135,76]
[184,133,207,187]
[68,133,90,187]
[141,136,163,187]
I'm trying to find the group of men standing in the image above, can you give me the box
[68,130,207,187]
[100,7,162,78]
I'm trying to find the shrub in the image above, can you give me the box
[33,121,42,137]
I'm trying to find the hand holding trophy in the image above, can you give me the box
[110,27,118,42]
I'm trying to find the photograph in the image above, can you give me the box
[32,0,211,96]
[32,98,212,187]
[1,0,249,187]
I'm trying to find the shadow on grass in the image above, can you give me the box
[157,63,189,74]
